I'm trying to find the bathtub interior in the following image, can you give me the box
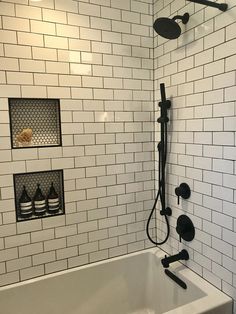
[0,250,208,314]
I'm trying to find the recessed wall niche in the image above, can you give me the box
[9,98,62,149]
[14,170,65,222]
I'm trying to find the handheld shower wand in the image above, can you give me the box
[146,83,172,246]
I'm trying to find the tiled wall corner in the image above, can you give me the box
[0,0,155,286]
[154,0,236,312]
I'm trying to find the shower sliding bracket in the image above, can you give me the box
[160,207,172,216]
[157,97,171,124]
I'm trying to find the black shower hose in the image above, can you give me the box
[146,122,170,245]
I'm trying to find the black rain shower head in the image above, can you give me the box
[153,13,189,40]
[187,0,228,11]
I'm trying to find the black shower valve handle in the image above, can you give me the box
[176,223,186,242]
[176,215,195,243]
[175,183,191,205]
[177,195,180,205]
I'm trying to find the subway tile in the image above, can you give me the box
[20,265,44,281]
[56,246,78,260]
[223,229,236,246]
[68,13,90,27]
[18,32,44,47]
[3,16,29,32]
[19,243,43,258]
[32,251,55,266]
[69,38,91,52]
[20,59,45,73]
[213,72,235,89]
[213,132,234,146]
[7,257,32,272]
[35,73,59,86]
[204,60,225,78]
[5,234,30,249]
[55,0,78,13]
[0,57,19,71]
[31,20,56,35]
[45,260,67,274]
[213,185,233,202]
[0,271,19,286]
[45,36,69,50]
[33,47,57,61]
[0,30,17,44]
[213,101,234,118]
[214,39,236,60]
[43,8,66,23]
[56,24,79,39]
[225,86,236,102]
[0,2,15,16]
[79,2,101,17]
[204,29,225,49]
[16,4,42,20]
[26,159,51,172]
[7,72,33,85]
[101,6,121,20]
[0,248,18,263]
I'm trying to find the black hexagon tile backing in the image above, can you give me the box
[9,98,62,149]
[14,170,65,222]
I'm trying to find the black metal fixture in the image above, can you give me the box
[153,13,189,39]
[187,0,228,11]
[146,83,172,246]
[165,269,187,289]
[161,249,189,268]
[175,183,191,205]
[176,215,195,242]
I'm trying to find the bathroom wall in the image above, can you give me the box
[0,0,155,285]
[154,0,236,311]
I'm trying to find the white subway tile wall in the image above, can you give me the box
[0,0,155,286]
[154,0,236,312]
[1,0,236,311]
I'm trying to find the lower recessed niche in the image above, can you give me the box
[9,98,62,149]
[14,170,65,222]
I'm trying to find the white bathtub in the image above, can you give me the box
[0,248,233,314]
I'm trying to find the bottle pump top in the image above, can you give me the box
[48,182,58,199]
[34,183,45,201]
[20,185,31,203]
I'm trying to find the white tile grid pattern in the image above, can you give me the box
[154,0,236,312]
[0,0,156,286]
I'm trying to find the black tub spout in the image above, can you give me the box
[161,249,189,268]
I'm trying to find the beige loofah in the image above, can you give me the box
[17,128,33,144]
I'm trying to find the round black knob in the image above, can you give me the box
[175,183,191,204]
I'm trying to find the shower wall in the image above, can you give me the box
[154,0,236,311]
[0,0,154,285]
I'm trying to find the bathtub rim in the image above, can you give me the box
[0,247,233,314]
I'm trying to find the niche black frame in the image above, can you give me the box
[13,169,65,222]
[8,98,62,149]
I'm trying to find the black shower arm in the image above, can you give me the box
[187,0,228,11]
[172,15,185,21]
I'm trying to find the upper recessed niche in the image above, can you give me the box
[9,98,62,149]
